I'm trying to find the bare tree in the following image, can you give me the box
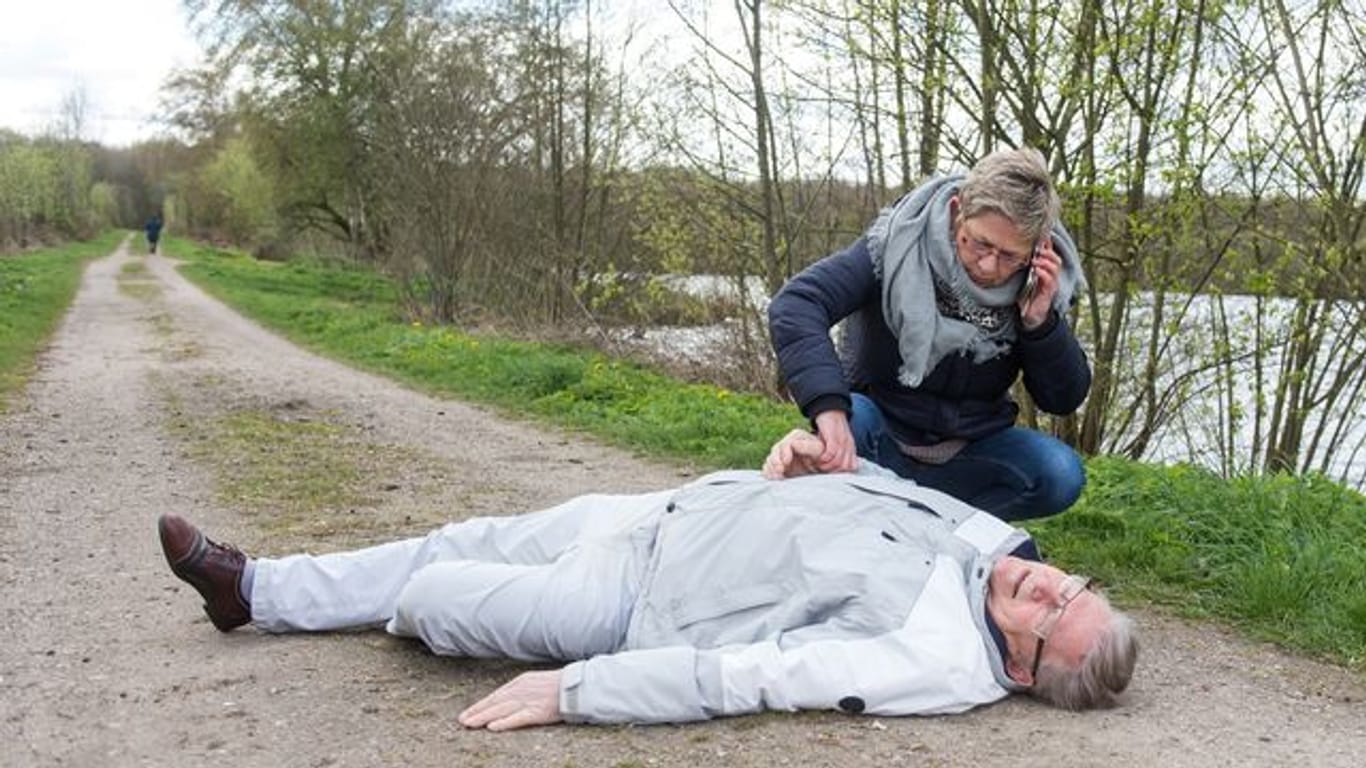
[370,18,524,322]
[1250,0,1366,478]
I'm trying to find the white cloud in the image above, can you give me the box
[0,0,203,146]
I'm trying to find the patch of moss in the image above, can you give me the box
[162,390,443,543]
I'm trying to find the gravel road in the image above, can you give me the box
[2,238,1364,767]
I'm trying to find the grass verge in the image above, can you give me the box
[170,237,800,470]
[166,237,1366,669]
[1035,458,1366,665]
[0,231,124,410]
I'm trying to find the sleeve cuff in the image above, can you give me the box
[559,661,589,723]
[804,393,852,422]
[1019,309,1060,340]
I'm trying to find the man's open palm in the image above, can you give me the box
[458,669,564,731]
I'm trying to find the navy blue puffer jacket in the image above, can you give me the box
[767,237,1091,446]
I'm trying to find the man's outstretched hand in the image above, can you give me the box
[458,669,564,731]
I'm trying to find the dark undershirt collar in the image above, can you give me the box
[985,539,1042,670]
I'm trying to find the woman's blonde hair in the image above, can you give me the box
[958,147,1060,243]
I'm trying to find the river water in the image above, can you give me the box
[622,275,1366,490]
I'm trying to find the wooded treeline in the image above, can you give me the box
[3,0,1363,486]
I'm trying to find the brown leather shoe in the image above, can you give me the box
[158,514,251,631]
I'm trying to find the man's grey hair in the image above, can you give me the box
[1032,595,1139,710]
[957,147,1060,243]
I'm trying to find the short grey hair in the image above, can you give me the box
[1031,595,1139,710]
[957,147,1060,243]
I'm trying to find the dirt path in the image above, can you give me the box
[2,239,1363,767]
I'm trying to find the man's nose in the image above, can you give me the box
[1031,574,1064,604]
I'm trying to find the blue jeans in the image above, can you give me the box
[849,393,1084,522]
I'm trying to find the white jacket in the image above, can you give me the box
[559,467,1030,723]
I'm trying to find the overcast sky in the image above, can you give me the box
[0,0,204,146]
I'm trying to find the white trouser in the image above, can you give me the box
[251,490,668,660]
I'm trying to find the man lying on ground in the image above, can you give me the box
[159,429,1137,731]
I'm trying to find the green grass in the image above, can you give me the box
[0,231,124,410]
[170,237,801,470]
[1031,457,1366,665]
[166,236,1366,669]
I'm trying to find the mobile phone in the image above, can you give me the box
[1019,245,1040,303]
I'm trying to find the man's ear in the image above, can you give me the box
[948,195,960,222]
[1005,654,1034,687]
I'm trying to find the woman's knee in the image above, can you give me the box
[849,394,887,455]
[1032,440,1086,515]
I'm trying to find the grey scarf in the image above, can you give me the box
[867,175,1083,388]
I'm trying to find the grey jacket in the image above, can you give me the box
[559,466,1031,724]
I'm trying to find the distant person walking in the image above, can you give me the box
[144,215,163,254]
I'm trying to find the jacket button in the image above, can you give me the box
[666,502,676,513]
[838,696,865,714]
